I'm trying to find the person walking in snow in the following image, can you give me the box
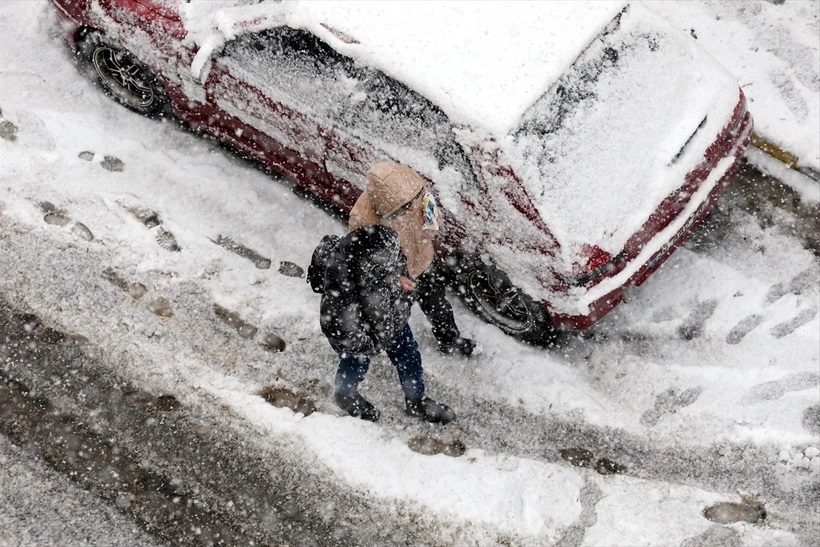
[348,162,480,358]
[317,223,455,424]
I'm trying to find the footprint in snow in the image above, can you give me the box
[640,386,703,427]
[703,499,766,524]
[155,228,180,252]
[260,332,287,353]
[214,304,287,352]
[259,386,315,416]
[40,202,94,242]
[121,203,181,252]
[78,151,125,172]
[211,234,271,269]
[559,447,594,468]
[0,119,18,142]
[278,261,304,278]
[766,266,818,304]
[0,104,13,141]
[407,435,465,457]
[770,308,817,338]
[122,388,181,412]
[559,448,627,475]
[101,267,148,300]
[802,405,820,435]
[2,110,55,150]
[742,371,819,403]
[147,298,174,318]
[677,299,718,341]
[725,314,765,345]
[214,304,258,340]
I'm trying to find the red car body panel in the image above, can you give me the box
[554,110,752,330]
[552,97,753,330]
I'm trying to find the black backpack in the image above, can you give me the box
[306,234,340,294]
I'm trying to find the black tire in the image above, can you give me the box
[79,30,170,118]
[454,257,558,346]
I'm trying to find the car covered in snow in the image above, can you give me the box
[49,0,753,343]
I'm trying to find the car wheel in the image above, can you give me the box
[79,31,170,118]
[455,258,558,346]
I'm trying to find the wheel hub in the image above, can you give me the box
[468,270,534,333]
[92,47,155,108]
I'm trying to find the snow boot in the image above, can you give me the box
[334,392,380,422]
[405,396,456,424]
[438,337,483,358]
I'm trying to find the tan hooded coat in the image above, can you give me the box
[349,162,435,279]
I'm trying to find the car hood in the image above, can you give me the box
[507,2,739,267]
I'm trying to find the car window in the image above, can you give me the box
[338,65,479,190]
[219,26,478,190]
[338,66,440,148]
[219,26,353,121]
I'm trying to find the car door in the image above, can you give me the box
[200,26,339,199]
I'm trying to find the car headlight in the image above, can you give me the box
[561,245,625,287]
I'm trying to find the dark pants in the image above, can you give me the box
[415,268,460,347]
[333,323,425,399]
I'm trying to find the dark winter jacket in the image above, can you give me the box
[347,162,462,347]
[319,225,412,356]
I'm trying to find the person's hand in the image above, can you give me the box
[400,275,416,292]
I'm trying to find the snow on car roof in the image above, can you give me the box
[181,0,626,137]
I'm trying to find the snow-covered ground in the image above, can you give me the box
[0,1,818,545]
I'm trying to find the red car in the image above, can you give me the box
[49,0,753,343]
